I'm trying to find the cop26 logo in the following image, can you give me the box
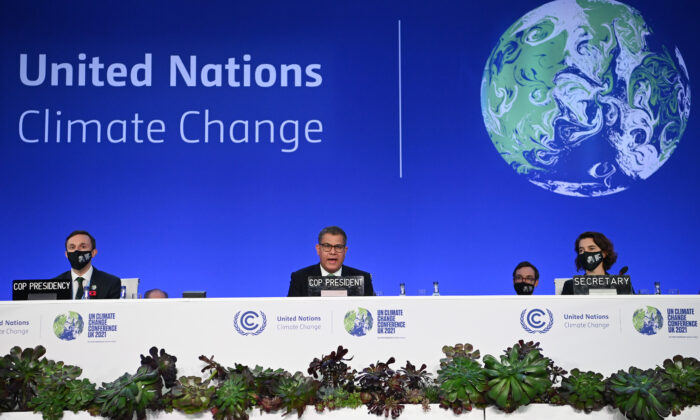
[520,308,554,334]
[234,310,267,336]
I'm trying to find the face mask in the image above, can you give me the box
[514,282,535,295]
[578,251,603,272]
[67,250,92,270]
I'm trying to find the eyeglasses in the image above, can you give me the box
[514,275,536,282]
[319,243,346,252]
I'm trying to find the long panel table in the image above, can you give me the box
[1,295,698,419]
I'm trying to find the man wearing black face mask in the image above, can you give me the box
[513,261,539,295]
[54,230,121,299]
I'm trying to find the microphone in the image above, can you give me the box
[619,266,629,275]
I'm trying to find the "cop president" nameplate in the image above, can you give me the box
[307,276,365,297]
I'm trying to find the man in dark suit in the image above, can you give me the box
[55,230,122,299]
[288,226,374,297]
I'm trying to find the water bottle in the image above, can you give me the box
[654,282,661,295]
[399,283,406,296]
[432,281,440,296]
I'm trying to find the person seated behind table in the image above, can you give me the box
[562,231,626,295]
[288,226,374,297]
[144,288,168,299]
[513,261,539,295]
[55,230,122,299]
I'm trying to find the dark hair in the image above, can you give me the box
[65,230,96,250]
[512,261,539,281]
[318,226,347,244]
[575,231,617,271]
[144,289,169,298]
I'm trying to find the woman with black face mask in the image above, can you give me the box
[561,232,621,295]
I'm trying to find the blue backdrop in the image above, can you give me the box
[1,0,697,299]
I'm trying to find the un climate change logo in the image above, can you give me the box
[520,308,554,334]
[53,311,84,341]
[344,307,373,337]
[234,310,267,336]
[633,306,664,335]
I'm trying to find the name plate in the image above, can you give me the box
[572,275,632,295]
[12,279,73,300]
[307,276,364,297]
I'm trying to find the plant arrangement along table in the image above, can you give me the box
[0,341,699,420]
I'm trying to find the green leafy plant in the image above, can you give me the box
[246,364,289,413]
[606,367,673,420]
[30,378,96,420]
[95,366,162,420]
[274,371,319,417]
[483,343,552,412]
[211,374,256,420]
[558,368,606,413]
[0,345,48,410]
[170,376,215,414]
[503,340,567,405]
[660,355,700,415]
[437,343,487,414]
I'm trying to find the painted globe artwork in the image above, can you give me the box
[53,311,84,341]
[480,0,691,196]
[632,306,663,335]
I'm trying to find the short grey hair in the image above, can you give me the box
[318,226,347,244]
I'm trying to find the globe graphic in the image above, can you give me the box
[632,306,663,335]
[344,307,373,336]
[480,0,691,197]
[53,311,84,341]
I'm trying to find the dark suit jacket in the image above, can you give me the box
[288,264,374,297]
[55,267,122,299]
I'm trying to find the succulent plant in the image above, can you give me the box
[356,357,431,418]
[356,357,397,395]
[199,354,232,382]
[211,374,256,420]
[308,345,355,392]
[483,343,552,412]
[558,368,606,413]
[274,371,319,417]
[247,365,288,402]
[367,395,404,419]
[30,378,96,420]
[398,361,431,390]
[606,367,673,420]
[405,388,431,411]
[140,347,178,388]
[95,366,162,420]
[660,355,700,415]
[170,376,215,414]
[0,345,48,410]
[505,340,567,387]
[314,387,363,412]
[437,355,487,413]
[440,343,480,365]
[423,384,441,404]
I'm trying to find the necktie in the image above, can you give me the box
[75,277,84,300]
